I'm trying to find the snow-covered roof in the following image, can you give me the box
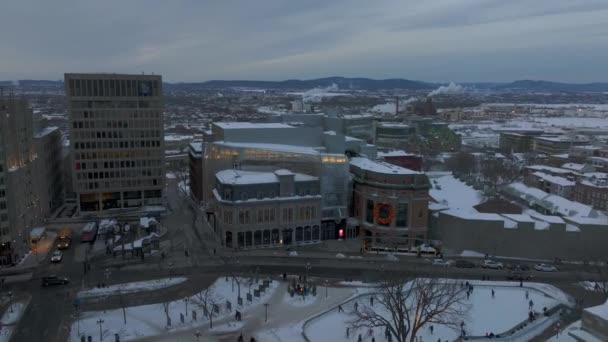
[214,122,294,129]
[429,173,483,213]
[189,142,203,153]
[214,141,323,155]
[350,157,419,175]
[378,150,416,157]
[526,165,575,175]
[535,135,587,143]
[378,122,410,128]
[585,300,608,320]
[35,126,59,138]
[532,172,575,187]
[216,169,317,185]
[561,163,587,172]
[506,182,599,218]
[164,134,193,141]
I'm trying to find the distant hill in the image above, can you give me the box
[3,78,608,93]
[168,76,436,91]
[496,80,608,93]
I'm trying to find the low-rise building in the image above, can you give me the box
[498,129,544,153]
[588,156,608,172]
[532,135,589,155]
[373,122,413,149]
[574,179,608,211]
[349,157,430,251]
[377,150,423,171]
[213,169,322,249]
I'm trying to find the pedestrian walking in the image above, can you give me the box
[346,327,350,338]
[354,301,359,311]
[372,338,375,342]
[370,296,374,306]
[238,332,244,342]
[529,299,534,310]
[491,289,495,298]
[466,291,470,299]
[368,328,374,337]
[430,325,434,334]
[358,334,362,342]
[338,304,344,313]
[520,279,523,287]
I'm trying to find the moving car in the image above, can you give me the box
[50,250,63,263]
[42,276,69,287]
[56,236,71,250]
[481,259,504,269]
[534,263,558,272]
[453,260,476,268]
[432,259,453,267]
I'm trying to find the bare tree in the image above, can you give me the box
[192,287,218,329]
[219,255,242,299]
[162,300,172,327]
[445,152,476,177]
[349,277,470,342]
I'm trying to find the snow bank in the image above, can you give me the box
[0,300,28,342]
[77,277,187,299]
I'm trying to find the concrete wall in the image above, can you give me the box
[431,211,608,260]
[217,126,323,147]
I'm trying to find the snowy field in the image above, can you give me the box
[70,277,278,341]
[0,300,28,342]
[77,277,187,299]
[305,285,560,341]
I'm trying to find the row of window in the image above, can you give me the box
[78,178,161,190]
[226,225,322,248]
[74,151,160,160]
[71,101,161,110]
[72,119,161,130]
[223,188,317,201]
[76,159,162,170]
[76,169,162,180]
[226,205,319,225]
[0,226,8,235]
[73,129,162,140]
[74,140,161,150]
[68,79,161,97]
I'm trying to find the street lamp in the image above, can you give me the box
[96,319,105,341]
[8,291,13,313]
[325,280,328,298]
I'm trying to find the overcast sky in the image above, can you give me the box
[2,0,608,83]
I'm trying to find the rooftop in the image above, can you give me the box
[214,122,294,129]
[378,150,416,157]
[214,141,324,155]
[215,169,317,185]
[350,157,420,175]
[34,126,59,138]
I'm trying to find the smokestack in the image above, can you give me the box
[395,96,399,115]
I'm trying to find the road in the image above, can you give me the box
[3,181,605,342]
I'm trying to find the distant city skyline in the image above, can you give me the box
[2,0,608,83]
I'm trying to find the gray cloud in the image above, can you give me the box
[1,0,608,82]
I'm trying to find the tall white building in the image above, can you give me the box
[65,73,164,213]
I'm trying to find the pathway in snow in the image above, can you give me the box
[77,277,188,299]
[0,298,29,342]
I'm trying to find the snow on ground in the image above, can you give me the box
[178,180,190,195]
[0,300,28,342]
[578,281,605,292]
[428,172,484,212]
[283,291,320,307]
[165,172,176,179]
[547,319,603,342]
[305,283,562,342]
[70,277,278,341]
[77,277,187,299]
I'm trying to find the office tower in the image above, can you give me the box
[65,73,164,213]
[0,96,46,264]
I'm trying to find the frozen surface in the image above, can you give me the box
[305,285,560,341]
[77,277,187,299]
[428,172,483,212]
[70,277,278,341]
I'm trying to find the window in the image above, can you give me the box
[295,227,303,242]
[366,199,374,223]
[396,203,408,227]
[254,231,262,246]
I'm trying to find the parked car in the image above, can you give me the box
[50,250,63,263]
[453,260,476,268]
[481,259,504,269]
[432,259,453,267]
[534,263,558,272]
[42,276,69,287]
[506,270,532,281]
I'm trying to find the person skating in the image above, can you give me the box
[338,304,344,313]
[529,299,534,310]
[525,290,529,299]
[491,289,495,298]
[346,327,349,338]
[237,333,244,342]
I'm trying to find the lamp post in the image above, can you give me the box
[325,279,328,298]
[8,291,13,313]
[96,318,105,341]
[264,303,270,323]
